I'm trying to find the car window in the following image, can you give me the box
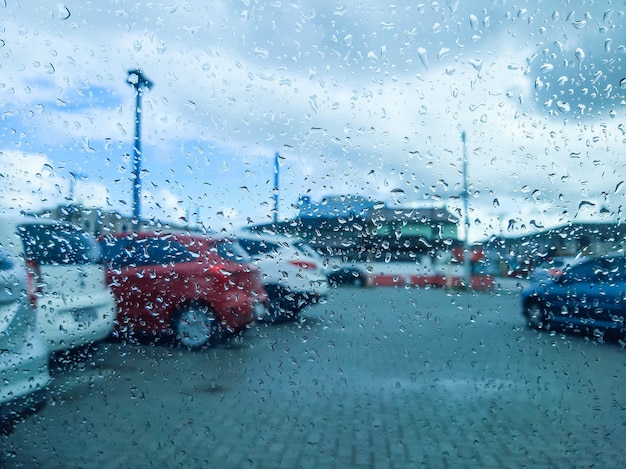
[561,260,596,283]
[0,249,14,271]
[561,258,624,284]
[216,240,251,264]
[103,237,193,269]
[19,223,100,265]
[602,257,626,283]
[238,239,278,256]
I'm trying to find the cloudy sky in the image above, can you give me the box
[0,0,624,241]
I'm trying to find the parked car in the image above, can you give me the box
[99,231,267,349]
[234,232,329,321]
[0,217,116,356]
[293,243,373,288]
[0,247,51,433]
[521,254,626,339]
[530,256,580,283]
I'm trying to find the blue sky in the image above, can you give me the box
[1,1,624,242]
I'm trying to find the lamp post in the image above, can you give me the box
[461,131,471,287]
[273,152,279,224]
[127,69,153,226]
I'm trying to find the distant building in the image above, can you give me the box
[249,194,461,261]
[25,203,194,237]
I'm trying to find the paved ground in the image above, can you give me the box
[2,285,624,468]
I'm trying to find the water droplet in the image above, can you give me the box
[557,101,570,113]
[468,58,483,72]
[575,48,585,64]
[417,47,428,71]
[469,14,479,30]
[620,78,626,90]
[56,4,71,20]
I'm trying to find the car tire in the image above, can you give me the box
[352,276,364,288]
[526,302,549,330]
[173,304,219,349]
[263,285,298,323]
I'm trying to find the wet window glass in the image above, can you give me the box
[1,1,624,468]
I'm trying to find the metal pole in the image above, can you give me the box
[273,152,279,224]
[127,70,153,227]
[461,131,471,287]
[132,89,142,224]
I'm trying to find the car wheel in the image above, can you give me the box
[352,276,364,288]
[526,302,548,330]
[173,304,218,349]
[263,285,297,323]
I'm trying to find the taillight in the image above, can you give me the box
[25,258,41,308]
[288,259,316,270]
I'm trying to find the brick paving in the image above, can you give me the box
[2,287,624,468]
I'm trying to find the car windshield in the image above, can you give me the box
[216,239,251,264]
[1,2,625,468]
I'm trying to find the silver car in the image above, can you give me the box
[0,246,50,433]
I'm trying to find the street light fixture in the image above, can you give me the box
[127,69,153,226]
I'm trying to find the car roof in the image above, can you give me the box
[563,253,625,269]
[0,215,70,227]
[101,230,223,242]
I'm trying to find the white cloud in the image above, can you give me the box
[1,0,624,242]
[0,150,68,213]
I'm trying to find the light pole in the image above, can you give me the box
[127,69,153,226]
[461,131,471,287]
[273,152,279,224]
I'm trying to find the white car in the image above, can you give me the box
[0,217,116,356]
[234,232,329,321]
[294,243,373,287]
[0,246,50,433]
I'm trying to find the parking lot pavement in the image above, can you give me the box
[2,287,624,468]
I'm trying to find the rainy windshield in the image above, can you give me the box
[0,1,624,468]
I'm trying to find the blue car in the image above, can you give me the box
[521,254,626,339]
